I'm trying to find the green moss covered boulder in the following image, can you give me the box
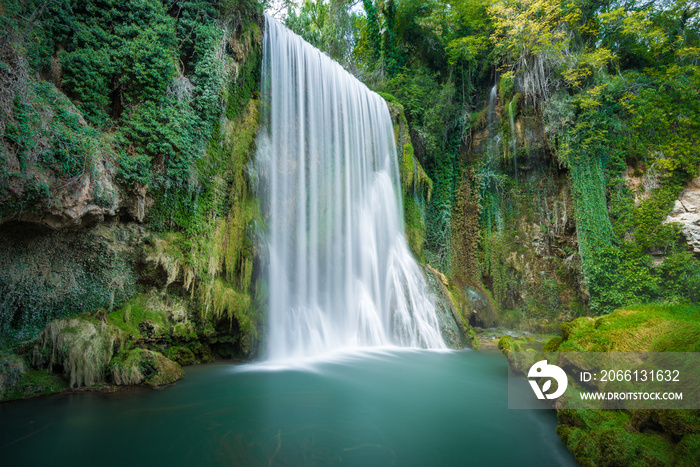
[110,348,184,387]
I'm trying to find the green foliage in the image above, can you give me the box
[141,94,262,354]
[541,56,700,314]
[360,0,381,60]
[451,168,481,285]
[286,0,357,65]
[424,153,455,271]
[0,224,137,347]
[1,79,112,217]
[624,66,700,176]
[13,0,252,198]
[116,21,177,106]
[380,66,462,272]
[4,95,35,171]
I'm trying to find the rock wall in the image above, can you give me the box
[460,89,584,329]
[665,175,700,253]
[0,4,265,399]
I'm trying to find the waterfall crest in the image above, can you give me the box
[257,16,446,360]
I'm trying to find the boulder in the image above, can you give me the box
[110,348,184,387]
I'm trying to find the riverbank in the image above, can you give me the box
[498,303,700,466]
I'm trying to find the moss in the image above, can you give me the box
[108,294,170,339]
[0,223,139,346]
[31,315,121,388]
[556,304,700,352]
[109,348,183,387]
[0,352,25,400]
[468,328,481,349]
[560,409,686,467]
[173,322,196,340]
[542,336,563,352]
[377,91,398,103]
[404,195,426,259]
[497,335,522,357]
[548,306,700,466]
[21,369,68,397]
[675,434,700,467]
[164,346,196,366]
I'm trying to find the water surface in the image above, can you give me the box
[0,350,577,466]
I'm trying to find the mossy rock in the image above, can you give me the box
[542,336,563,352]
[560,317,595,341]
[675,434,700,467]
[146,351,184,387]
[110,348,183,387]
[557,305,700,352]
[551,304,700,466]
[0,352,26,400]
[31,315,122,388]
[164,346,196,366]
[497,335,522,357]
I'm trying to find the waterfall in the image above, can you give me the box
[256,15,446,360]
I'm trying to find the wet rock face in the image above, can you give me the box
[422,265,471,350]
[464,287,497,328]
[665,176,700,253]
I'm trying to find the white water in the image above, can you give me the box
[257,16,446,360]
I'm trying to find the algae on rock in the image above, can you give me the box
[110,348,183,387]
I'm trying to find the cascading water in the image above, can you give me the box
[256,15,446,360]
[508,98,518,181]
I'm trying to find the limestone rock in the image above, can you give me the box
[664,176,700,253]
[5,163,120,229]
